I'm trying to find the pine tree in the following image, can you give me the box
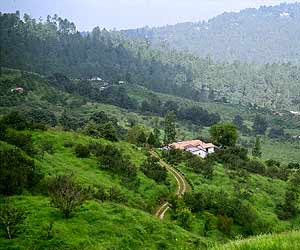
[153,128,161,147]
[163,111,176,145]
[252,136,262,158]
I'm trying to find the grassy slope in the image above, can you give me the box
[212,231,300,250]
[1,197,202,250]
[175,162,299,238]
[1,129,207,249]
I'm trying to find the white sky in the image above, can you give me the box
[0,0,298,30]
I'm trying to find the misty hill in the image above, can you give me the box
[122,3,300,64]
[2,11,300,111]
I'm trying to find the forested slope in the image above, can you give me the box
[2,12,300,110]
[123,3,300,64]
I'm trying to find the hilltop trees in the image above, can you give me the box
[209,123,238,147]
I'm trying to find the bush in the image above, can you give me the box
[25,109,57,127]
[48,174,87,218]
[268,127,284,139]
[0,141,40,195]
[74,144,90,158]
[245,160,266,175]
[141,156,167,183]
[98,144,137,183]
[1,111,29,130]
[40,140,55,154]
[4,129,36,156]
[0,201,26,239]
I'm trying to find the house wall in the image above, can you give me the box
[191,150,207,158]
[207,147,215,154]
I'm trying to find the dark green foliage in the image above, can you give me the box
[0,141,39,195]
[147,132,156,146]
[48,174,87,218]
[252,136,262,158]
[40,140,55,154]
[74,144,90,158]
[277,172,300,220]
[25,109,57,127]
[268,127,285,139]
[217,215,233,236]
[94,186,128,204]
[245,160,266,175]
[107,187,128,204]
[178,106,220,126]
[98,144,137,183]
[210,123,238,147]
[0,201,26,239]
[233,115,243,129]
[187,156,214,179]
[141,156,167,183]
[86,111,125,141]
[253,115,268,135]
[163,111,176,145]
[176,208,194,230]
[287,162,300,169]
[137,130,147,146]
[183,189,261,236]
[59,110,79,131]
[1,111,28,130]
[4,129,36,156]
[162,149,191,165]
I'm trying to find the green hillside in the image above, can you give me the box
[213,231,300,250]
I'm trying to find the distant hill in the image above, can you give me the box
[122,3,300,64]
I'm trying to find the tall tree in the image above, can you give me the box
[209,123,238,147]
[252,136,262,158]
[163,111,176,145]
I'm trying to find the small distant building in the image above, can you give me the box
[169,140,216,158]
[290,111,300,116]
[10,87,24,93]
[90,77,102,81]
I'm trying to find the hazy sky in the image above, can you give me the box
[0,0,298,30]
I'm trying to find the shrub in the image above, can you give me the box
[268,127,284,139]
[40,140,55,154]
[25,109,57,127]
[48,174,87,218]
[107,187,128,204]
[0,201,26,239]
[0,141,40,195]
[63,140,74,148]
[4,129,36,156]
[74,144,90,158]
[1,111,28,130]
[98,145,137,183]
[245,160,266,175]
[217,215,233,236]
[141,156,167,183]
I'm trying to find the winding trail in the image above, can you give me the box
[150,150,191,220]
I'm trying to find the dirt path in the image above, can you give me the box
[151,150,191,220]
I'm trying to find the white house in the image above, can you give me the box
[169,140,216,158]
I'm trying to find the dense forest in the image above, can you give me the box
[122,3,300,64]
[2,11,300,110]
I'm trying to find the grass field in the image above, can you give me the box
[212,231,300,250]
